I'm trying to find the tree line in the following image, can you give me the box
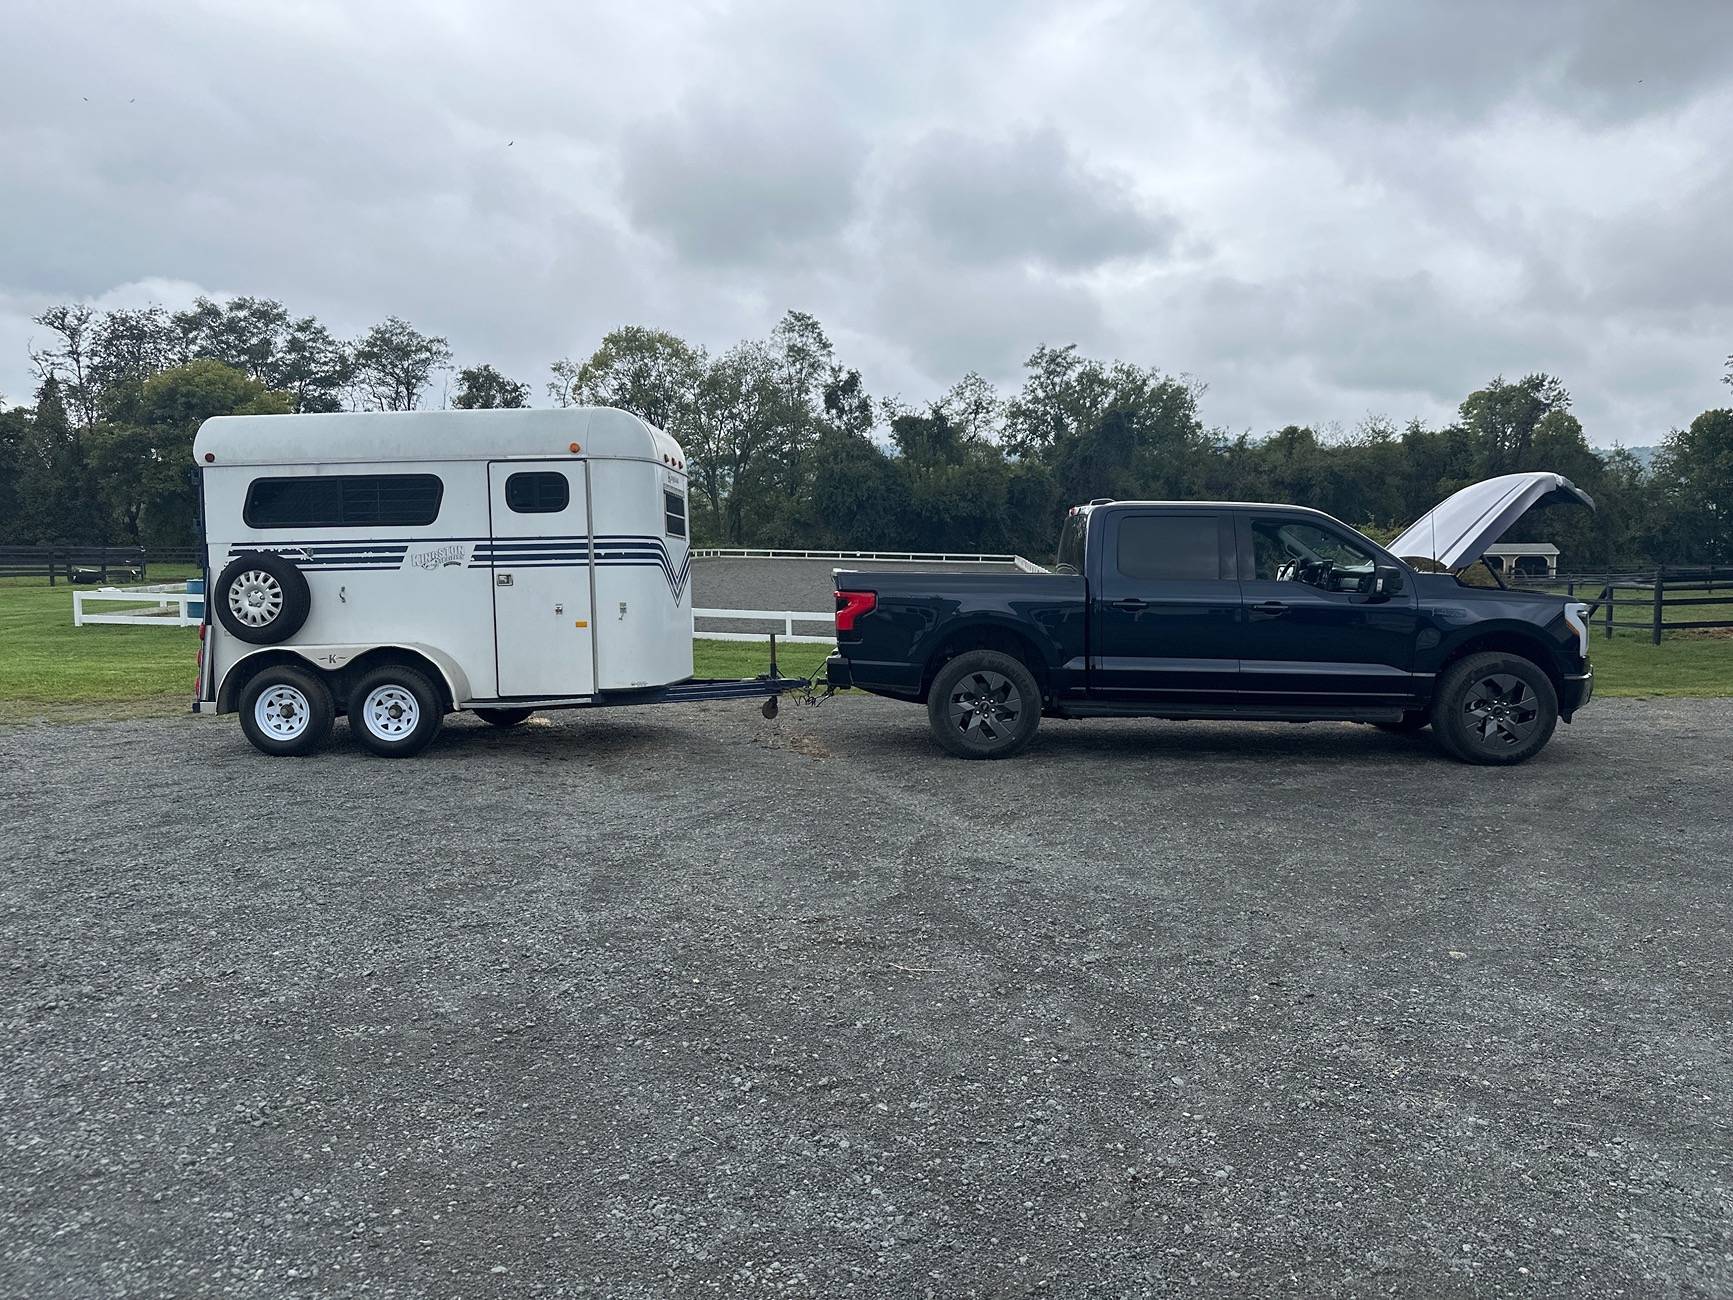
[1,296,1729,568]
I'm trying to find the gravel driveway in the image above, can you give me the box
[2,697,1730,1298]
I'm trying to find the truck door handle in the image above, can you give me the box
[1250,600,1288,617]
[1110,597,1149,612]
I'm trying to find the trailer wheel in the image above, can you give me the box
[927,650,1042,759]
[237,664,335,757]
[348,666,444,757]
[215,552,311,645]
[474,707,534,728]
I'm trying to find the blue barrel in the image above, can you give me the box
[187,577,206,621]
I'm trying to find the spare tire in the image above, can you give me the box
[215,551,312,645]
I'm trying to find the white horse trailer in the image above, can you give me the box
[190,407,803,756]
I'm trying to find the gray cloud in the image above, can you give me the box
[2,0,1730,443]
[618,97,866,266]
[1227,0,1733,123]
[888,126,1179,269]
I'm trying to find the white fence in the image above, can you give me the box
[692,608,835,644]
[73,583,202,628]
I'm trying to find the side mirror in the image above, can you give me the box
[1374,563,1405,596]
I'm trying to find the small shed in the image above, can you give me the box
[1482,542,1560,578]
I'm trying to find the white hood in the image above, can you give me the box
[1387,471,1595,570]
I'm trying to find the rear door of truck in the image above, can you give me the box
[1087,506,1243,703]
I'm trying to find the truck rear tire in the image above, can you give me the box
[927,650,1042,759]
[348,665,444,758]
[238,664,335,757]
[1430,652,1558,765]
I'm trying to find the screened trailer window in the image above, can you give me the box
[244,474,444,528]
[505,471,570,514]
[664,489,687,539]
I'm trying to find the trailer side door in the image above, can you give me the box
[483,461,596,698]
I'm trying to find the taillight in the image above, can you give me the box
[835,590,877,633]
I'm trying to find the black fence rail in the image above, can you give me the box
[0,545,200,585]
[1512,566,1733,644]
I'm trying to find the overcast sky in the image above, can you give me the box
[4,0,1730,445]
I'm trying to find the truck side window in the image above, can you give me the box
[1115,514,1223,581]
[663,489,687,539]
[1250,519,1377,592]
[505,472,569,514]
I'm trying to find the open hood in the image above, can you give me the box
[1387,471,1595,571]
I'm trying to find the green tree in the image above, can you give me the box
[1004,344,1209,508]
[1653,409,1733,564]
[94,361,290,547]
[12,377,94,543]
[352,317,452,411]
[29,304,100,432]
[549,326,705,430]
[453,363,530,409]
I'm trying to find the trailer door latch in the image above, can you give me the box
[495,573,513,587]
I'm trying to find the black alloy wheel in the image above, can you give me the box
[926,649,1042,759]
[1431,651,1558,765]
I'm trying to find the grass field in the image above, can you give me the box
[0,574,836,722]
[0,574,1726,722]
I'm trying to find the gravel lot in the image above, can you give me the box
[3,697,1731,1298]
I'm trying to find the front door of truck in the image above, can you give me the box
[1090,509,1242,702]
[484,461,595,698]
[1233,511,1418,705]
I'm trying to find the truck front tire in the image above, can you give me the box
[1431,652,1558,765]
[927,650,1042,760]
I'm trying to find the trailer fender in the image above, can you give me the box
[215,643,471,714]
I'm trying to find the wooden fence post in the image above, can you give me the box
[1652,567,1665,645]
[1603,583,1614,639]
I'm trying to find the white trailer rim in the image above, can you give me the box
[230,570,284,627]
[254,685,311,739]
[361,685,420,740]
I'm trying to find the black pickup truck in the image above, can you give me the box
[826,472,1596,764]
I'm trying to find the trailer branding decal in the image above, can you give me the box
[409,543,469,570]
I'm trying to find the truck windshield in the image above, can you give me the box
[1054,513,1087,574]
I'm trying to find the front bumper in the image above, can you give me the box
[1561,668,1593,718]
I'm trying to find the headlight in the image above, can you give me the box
[1563,602,1590,659]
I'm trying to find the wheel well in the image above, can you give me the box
[920,623,1049,703]
[1440,630,1562,691]
[218,646,454,713]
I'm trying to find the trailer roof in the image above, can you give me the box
[192,406,684,470]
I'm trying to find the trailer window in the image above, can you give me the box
[244,474,444,528]
[505,472,570,514]
[663,490,687,539]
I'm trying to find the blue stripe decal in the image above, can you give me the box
[229,534,691,601]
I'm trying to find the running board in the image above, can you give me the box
[1052,702,1406,724]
